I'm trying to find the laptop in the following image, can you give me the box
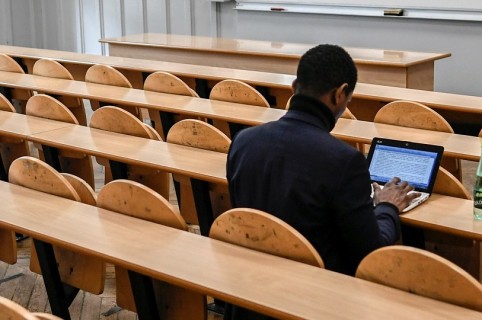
[366,137,444,212]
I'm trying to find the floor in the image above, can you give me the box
[0,104,478,318]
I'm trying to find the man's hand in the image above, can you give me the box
[373,177,421,213]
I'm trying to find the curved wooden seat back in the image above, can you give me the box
[98,180,185,229]
[85,64,139,118]
[210,208,324,268]
[285,95,292,109]
[8,156,79,200]
[144,71,199,139]
[26,94,95,188]
[8,156,105,294]
[356,245,482,312]
[374,100,461,180]
[90,106,154,139]
[433,167,471,199]
[97,180,206,318]
[61,173,97,206]
[375,101,453,131]
[340,108,364,152]
[33,59,87,125]
[0,54,32,113]
[167,119,231,152]
[0,53,24,73]
[210,79,269,137]
[0,92,15,112]
[0,296,61,320]
[90,106,169,198]
[26,94,78,123]
[144,71,198,96]
[426,166,478,278]
[210,79,269,107]
[167,120,231,225]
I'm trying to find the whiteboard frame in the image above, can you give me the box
[235,1,482,21]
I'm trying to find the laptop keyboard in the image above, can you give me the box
[371,186,429,212]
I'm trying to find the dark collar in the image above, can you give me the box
[285,94,336,131]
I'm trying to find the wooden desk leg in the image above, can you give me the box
[0,153,7,182]
[173,180,181,207]
[33,239,79,320]
[0,86,13,102]
[128,271,161,320]
[255,86,276,106]
[109,160,129,180]
[194,79,210,98]
[43,146,62,172]
[228,123,249,139]
[190,178,214,236]
[159,111,176,141]
[401,225,425,249]
[12,57,29,73]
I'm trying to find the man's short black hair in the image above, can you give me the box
[295,44,357,97]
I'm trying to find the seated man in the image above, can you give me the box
[226,44,417,319]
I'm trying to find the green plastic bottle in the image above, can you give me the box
[475,146,482,221]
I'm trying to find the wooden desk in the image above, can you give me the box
[25,123,480,237]
[351,83,482,131]
[0,72,478,161]
[0,111,74,179]
[1,181,480,320]
[28,124,227,235]
[0,71,482,161]
[100,33,450,90]
[0,110,74,139]
[401,195,482,241]
[28,125,227,185]
[1,45,481,133]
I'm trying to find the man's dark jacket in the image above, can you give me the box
[225,94,401,319]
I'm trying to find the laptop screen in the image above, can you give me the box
[367,138,444,192]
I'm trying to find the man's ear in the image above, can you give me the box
[334,83,349,105]
[291,79,298,94]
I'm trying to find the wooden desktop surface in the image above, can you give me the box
[401,194,482,241]
[100,33,450,89]
[28,125,228,185]
[0,180,480,320]
[0,110,73,138]
[100,33,450,67]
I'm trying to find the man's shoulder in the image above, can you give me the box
[231,121,279,144]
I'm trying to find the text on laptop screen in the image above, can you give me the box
[368,144,438,190]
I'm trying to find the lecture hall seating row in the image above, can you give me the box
[0,45,480,135]
[0,73,479,163]
[1,180,481,319]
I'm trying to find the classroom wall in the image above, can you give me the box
[0,0,481,97]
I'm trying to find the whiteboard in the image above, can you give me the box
[236,1,482,11]
[235,1,482,21]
